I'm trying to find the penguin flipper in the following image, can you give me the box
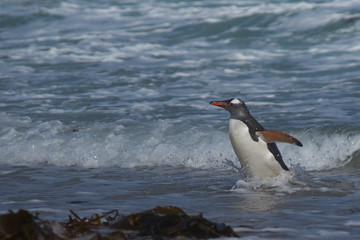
[256,130,303,147]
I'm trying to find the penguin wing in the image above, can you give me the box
[256,130,303,147]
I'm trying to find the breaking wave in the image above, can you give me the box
[0,113,359,172]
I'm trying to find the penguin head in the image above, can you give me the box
[210,98,250,120]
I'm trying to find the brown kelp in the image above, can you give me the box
[0,206,238,239]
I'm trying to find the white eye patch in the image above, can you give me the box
[230,98,242,104]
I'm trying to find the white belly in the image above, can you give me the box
[229,119,285,179]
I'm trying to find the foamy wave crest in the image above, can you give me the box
[1,113,359,171]
[0,113,239,169]
[280,128,360,171]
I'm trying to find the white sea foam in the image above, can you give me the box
[234,171,299,194]
[233,164,358,195]
[344,220,360,227]
[4,0,353,78]
[280,129,360,171]
[0,113,359,175]
[0,113,237,169]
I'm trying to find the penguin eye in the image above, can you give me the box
[230,103,234,107]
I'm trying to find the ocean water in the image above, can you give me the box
[1,0,360,238]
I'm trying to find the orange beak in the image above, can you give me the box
[209,101,229,107]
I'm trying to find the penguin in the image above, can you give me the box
[210,98,302,179]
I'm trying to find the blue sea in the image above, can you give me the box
[1,0,360,238]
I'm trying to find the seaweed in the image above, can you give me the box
[0,206,238,240]
[0,209,61,240]
[110,206,237,239]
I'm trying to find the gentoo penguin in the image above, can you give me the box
[210,98,302,179]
